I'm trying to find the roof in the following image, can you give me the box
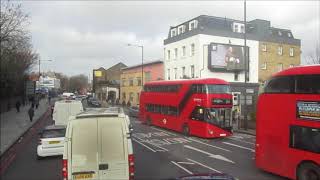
[122,60,163,71]
[273,65,320,77]
[144,78,229,86]
[76,107,126,119]
[164,15,300,46]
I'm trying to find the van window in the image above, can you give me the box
[72,120,98,167]
[41,128,65,138]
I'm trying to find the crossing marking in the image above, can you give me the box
[132,138,156,152]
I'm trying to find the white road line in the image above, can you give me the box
[171,161,193,175]
[186,158,221,173]
[184,145,235,164]
[132,135,145,142]
[147,142,169,152]
[222,142,255,152]
[228,137,255,145]
[151,127,177,136]
[177,162,195,165]
[132,138,156,152]
[187,137,231,152]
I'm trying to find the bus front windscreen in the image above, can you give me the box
[206,85,231,94]
[205,108,232,129]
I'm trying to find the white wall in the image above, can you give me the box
[164,34,259,83]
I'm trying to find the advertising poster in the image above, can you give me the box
[296,101,320,120]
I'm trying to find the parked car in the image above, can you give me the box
[87,97,101,107]
[128,106,139,118]
[62,108,134,180]
[37,125,66,159]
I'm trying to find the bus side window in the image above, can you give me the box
[264,76,294,93]
[290,125,320,154]
[190,106,204,121]
[295,75,320,94]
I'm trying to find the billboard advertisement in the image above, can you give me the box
[208,43,248,71]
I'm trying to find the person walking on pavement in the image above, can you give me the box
[15,100,21,112]
[35,95,40,109]
[28,106,35,122]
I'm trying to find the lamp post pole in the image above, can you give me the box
[127,44,144,86]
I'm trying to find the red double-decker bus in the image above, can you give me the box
[256,65,320,180]
[139,78,233,138]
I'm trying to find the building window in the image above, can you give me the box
[189,20,198,31]
[190,65,195,78]
[233,22,244,33]
[121,78,126,86]
[261,62,267,70]
[278,31,282,36]
[182,67,185,77]
[178,25,185,34]
[278,46,283,55]
[129,92,134,102]
[137,77,142,86]
[167,50,171,60]
[170,28,176,37]
[129,78,134,86]
[122,92,126,100]
[277,63,283,72]
[234,24,238,32]
[262,44,267,52]
[167,69,170,80]
[182,46,186,57]
[145,72,151,82]
[137,93,140,104]
[240,25,245,33]
[289,48,294,57]
[174,48,178,59]
[288,32,292,38]
[190,43,195,56]
[174,68,177,79]
[289,64,294,68]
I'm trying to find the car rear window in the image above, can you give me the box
[41,129,66,138]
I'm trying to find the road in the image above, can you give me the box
[1,106,288,180]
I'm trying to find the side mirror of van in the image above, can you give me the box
[129,124,134,133]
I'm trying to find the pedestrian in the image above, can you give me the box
[15,100,21,112]
[35,95,40,109]
[48,95,51,104]
[28,106,34,122]
[127,101,131,107]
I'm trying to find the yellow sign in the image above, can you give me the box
[94,70,102,77]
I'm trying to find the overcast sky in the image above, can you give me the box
[21,1,319,76]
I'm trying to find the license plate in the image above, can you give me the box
[73,173,93,179]
[49,141,60,144]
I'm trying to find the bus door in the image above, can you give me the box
[189,106,207,137]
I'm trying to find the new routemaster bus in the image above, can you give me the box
[256,65,320,180]
[139,78,233,138]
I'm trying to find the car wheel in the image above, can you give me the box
[182,125,190,136]
[37,155,44,160]
[297,162,320,180]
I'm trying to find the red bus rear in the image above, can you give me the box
[139,78,233,138]
[255,65,320,180]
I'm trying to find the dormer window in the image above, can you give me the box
[171,28,177,37]
[233,22,245,33]
[287,32,292,38]
[278,31,282,36]
[189,20,198,31]
[178,25,186,35]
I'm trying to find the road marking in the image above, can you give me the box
[147,141,169,152]
[228,137,255,145]
[184,145,235,164]
[187,158,221,173]
[177,161,195,165]
[151,127,177,136]
[222,142,255,152]
[132,138,156,152]
[187,137,231,152]
[171,161,193,175]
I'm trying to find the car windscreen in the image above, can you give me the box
[41,128,66,138]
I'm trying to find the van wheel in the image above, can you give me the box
[37,155,43,160]
[297,162,320,180]
[182,125,190,136]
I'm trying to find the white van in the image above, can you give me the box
[52,100,84,126]
[62,108,134,180]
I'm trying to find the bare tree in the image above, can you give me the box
[69,74,88,93]
[307,42,320,64]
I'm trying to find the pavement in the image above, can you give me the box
[0,99,50,156]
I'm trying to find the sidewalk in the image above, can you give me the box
[0,99,50,156]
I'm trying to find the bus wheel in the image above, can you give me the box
[182,125,190,136]
[297,162,320,180]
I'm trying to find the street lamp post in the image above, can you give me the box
[38,59,52,77]
[127,44,144,85]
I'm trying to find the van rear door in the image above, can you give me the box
[71,119,99,180]
[98,119,129,180]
